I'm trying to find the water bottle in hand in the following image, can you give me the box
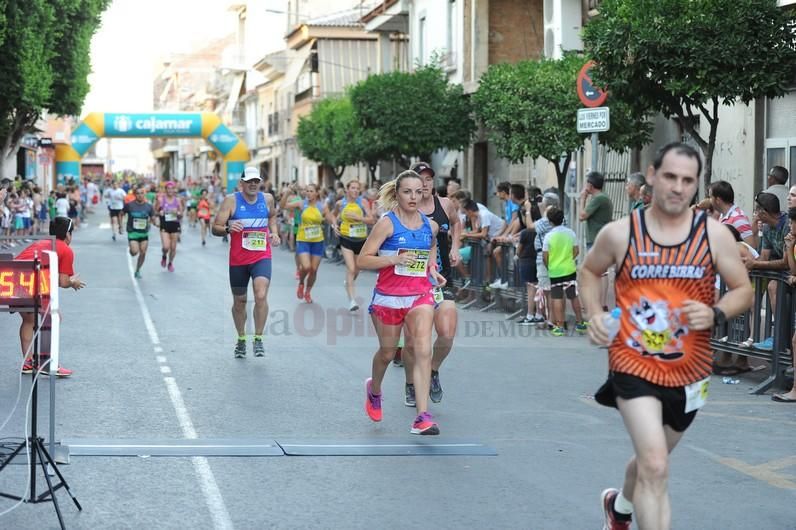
[603,308,622,342]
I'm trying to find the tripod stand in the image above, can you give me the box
[0,254,81,529]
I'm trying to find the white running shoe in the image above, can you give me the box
[349,299,359,312]
[489,279,504,289]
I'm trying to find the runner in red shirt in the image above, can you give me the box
[16,217,85,377]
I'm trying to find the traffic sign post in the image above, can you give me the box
[576,61,610,174]
[577,61,608,108]
[577,107,610,133]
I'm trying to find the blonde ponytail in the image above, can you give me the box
[378,170,421,211]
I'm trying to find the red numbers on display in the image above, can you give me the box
[0,271,12,298]
[0,268,52,300]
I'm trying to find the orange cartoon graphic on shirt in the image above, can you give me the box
[626,297,687,361]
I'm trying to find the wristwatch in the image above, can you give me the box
[712,307,727,328]
[225,225,230,234]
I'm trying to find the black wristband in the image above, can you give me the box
[225,226,230,234]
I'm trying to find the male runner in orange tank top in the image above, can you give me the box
[581,143,753,530]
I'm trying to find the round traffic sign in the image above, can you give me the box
[577,61,608,108]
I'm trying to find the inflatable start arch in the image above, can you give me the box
[55,112,249,192]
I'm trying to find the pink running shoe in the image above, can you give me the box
[365,378,382,422]
[168,263,175,272]
[410,412,439,435]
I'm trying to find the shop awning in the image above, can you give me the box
[281,45,313,93]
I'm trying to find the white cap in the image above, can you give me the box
[241,167,261,182]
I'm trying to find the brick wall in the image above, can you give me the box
[488,0,543,64]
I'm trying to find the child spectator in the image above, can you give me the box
[517,188,544,324]
[534,192,560,328]
[542,206,586,336]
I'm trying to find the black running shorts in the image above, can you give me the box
[594,372,698,433]
[340,237,365,255]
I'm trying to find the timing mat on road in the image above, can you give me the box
[61,438,497,457]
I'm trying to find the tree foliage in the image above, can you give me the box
[0,0,110,170]
[582,0,796,186]
[473,54,651,195]
[349,65,475,167]
[297,96,359,179]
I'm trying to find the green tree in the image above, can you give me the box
[349,65,475,168]
[296,96,359,179]
[0,0,110,177]
[582,0,796,187]
[473,54,651,196]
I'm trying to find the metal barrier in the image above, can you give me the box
[494,241,525,318]
[712,270,793,394]
[457,240,487,309]
[456,239,525,315]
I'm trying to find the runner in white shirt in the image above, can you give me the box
[105,181,126,241]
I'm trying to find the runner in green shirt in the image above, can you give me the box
[123,186,157,279]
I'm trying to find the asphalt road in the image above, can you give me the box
[0,211,794,529]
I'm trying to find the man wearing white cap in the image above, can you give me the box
[212,167,281,358]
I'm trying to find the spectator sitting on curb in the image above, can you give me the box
[745,192,790,350]
[459,199,505,288]
[490,183,525,289]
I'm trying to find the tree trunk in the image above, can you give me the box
[0,110,27,179]
[678,98,719,194]
[702,98,720,192]
[369,163,378,184]
[0,139,13,179]
[549,152,572,208]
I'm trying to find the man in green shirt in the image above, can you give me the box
[579,171,614,248]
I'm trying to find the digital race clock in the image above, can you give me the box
[0,260,51,306]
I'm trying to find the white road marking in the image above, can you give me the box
[154,345,163,353]
[284,443,483,448]
[127,255,233,530]
[99,222,110,229]
[156,356,167,363]
[160,366,171,374]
